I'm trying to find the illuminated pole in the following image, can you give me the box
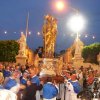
[26,12,29,42]
[76,32,79,43]
[67,11,85,62]
[45,31,46,57]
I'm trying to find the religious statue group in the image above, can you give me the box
[42,14,57,58]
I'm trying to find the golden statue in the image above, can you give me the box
[42,14,57,58]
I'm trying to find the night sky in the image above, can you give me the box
[0,0,100,52]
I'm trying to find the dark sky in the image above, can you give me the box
[0,0,100,52]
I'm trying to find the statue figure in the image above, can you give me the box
[16,33,28,65]
[42,14,57,58]
[73,37,84,62]
[18,33,26,56]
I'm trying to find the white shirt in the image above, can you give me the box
[0,89,17,100]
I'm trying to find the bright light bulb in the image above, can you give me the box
[85,35,88,38]
[37,32,41,35]
[92,36,95,39]
[29,32,31,35]
[4,31,7,34]
[67,14,85,33]
[21,32,24,34]
[55,1,65,11]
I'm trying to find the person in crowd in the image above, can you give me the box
[70,67,76,74]
[88,65,93,71]
[29,67,40,86]
[77,69,83,87]
[0,72,17,100]
[10,66,15,73]
[22,66,43,100]
[65,71,71,81]
[20,65,26,75]
[18,71,29,100]
[71,74,82,92]
[20,72,28,86]
[4,71,21,94]
[43,77,58,100]
[79,66,84,71]
[3,66,11,78]
[29,66,42,100]
[15,65,20,71]
[87,71,95,91]
[65,71,72,100]
[66,74,82,100]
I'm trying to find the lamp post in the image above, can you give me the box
[67,13,86,63]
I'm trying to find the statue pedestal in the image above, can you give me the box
[39,58,58,76]
[16,55,27,65]
[72,53,84,63]
[72,38,84,64]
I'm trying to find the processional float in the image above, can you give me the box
[38,14,63,77]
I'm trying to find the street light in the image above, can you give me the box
[67,12,86,63]
[67,13,86,40]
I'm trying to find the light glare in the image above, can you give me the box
[29,32,31,35]
[92,36,95,39]
[55,1,65,11]
[37,32,41,35]
[4,31,7,34]
[67,14,85,33]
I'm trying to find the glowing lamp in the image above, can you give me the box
[55,1,65,11]
[67,14,85,33]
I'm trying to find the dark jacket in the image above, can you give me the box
[22,83,42,100]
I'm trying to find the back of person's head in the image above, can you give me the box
[47,77,52,82]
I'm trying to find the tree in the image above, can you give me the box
[0,40,19,62]
[82,43,100,64]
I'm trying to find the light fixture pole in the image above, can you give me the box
[67,11,86,63]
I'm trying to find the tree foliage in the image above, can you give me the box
[82,43,100,64]
[0,40,19,62]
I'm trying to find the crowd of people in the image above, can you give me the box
[0,63,100,100]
